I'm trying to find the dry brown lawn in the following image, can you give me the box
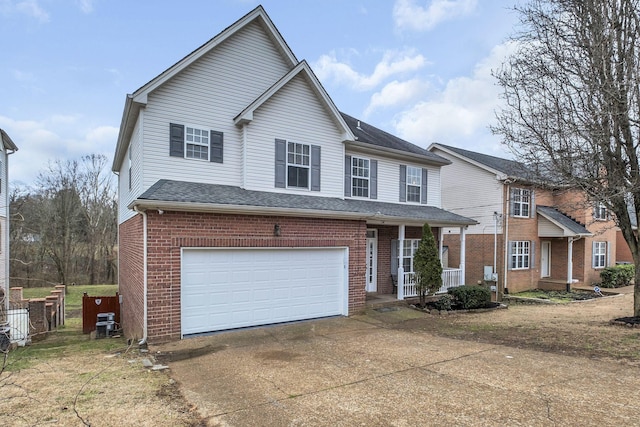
[1,286,638,426]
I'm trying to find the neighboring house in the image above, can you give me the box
[0,129,18,317]
[429,143,617,295]
[112,6,475,342]
[615,206,636,264]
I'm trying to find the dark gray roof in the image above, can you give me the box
[341,113,450,164]
[135,179,477,226]
[537,206,591,236]
[435,143,536,180]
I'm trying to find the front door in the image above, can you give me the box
[541,241,551,278]
[366,229,378,292]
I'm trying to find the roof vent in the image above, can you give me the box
[356,120,361,130]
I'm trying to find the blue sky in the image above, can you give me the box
[0,0,520,186]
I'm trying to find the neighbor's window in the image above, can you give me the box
[512,188,531,217]
[351,157,369,197]
[594,203,608,220]
[287,142,310,188]
[406,166,422,203]
[510,240,530,269]
[185,126,209,160]
[593,241,607,268]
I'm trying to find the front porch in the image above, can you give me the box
[365,223,468,301]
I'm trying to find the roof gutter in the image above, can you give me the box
[128,199,476,228]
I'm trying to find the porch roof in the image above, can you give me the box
[131,179,477,227]
[537,206,592,237]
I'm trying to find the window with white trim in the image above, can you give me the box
[185,126,209,160]
[397,239,420,273]
[512,188,530,217]
[510,241,530,269]
[594,202,608,220]
[287,141,310,188]
[593,241,607,268]
[406,166,422,203]
[351,157,369,198]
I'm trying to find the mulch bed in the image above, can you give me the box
[611,317,640,328]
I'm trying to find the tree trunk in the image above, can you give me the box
[635,266,640,317]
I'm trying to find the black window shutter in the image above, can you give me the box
[507,241,513,270]
[420,168,428,204]
[530,241,536,269]
[399,165,407,202]
[169,123,184,157]
[310,145,321,191]
[530,190,536,218]
[274,139,286,188]
[210,130,223,163]
[509,188,515,216]
[344,155,352,197]
[370,159,378,199]
[391,239,398,273]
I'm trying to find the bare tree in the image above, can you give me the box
[493,0,640,316]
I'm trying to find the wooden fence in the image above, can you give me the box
[82,292,121,334]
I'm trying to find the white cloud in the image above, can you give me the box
[393,0,477,31]
[392,41,517,150]
[0,115,117,186]
[15,0,49,22]
[77,0,94,13]
[313,50,427,91]
[363,79,429,118]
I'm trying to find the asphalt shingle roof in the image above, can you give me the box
[536,206,591,236]
[436,143,536,180]
[135,179,477,226]
[341,113,450,164]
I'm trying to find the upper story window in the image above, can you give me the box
[509,240,530,269]
[594,202,608,221]
[406,166,422,203]
[352,157,370,198]
[593,241,607,268]
[287,142,310,188]
[169,123,223,163]
[185,126,209,160]
[512,188,531,217]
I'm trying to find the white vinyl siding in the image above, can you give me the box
[244,74,344,197]
[537,216,568,237]
[431,148,503,235]
[140,20,291,192]
[119,115,143,224]
[344,151,442,206]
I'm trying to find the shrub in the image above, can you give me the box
[448,285,492,309]
[432,294,453,311]
[413,223,443,306]
[600,264,635,288]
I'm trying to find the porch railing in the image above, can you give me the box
[402,268,463,299]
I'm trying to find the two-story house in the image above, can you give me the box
[429,143,617,296]
[112,7,475,342]
[0,129,17,321]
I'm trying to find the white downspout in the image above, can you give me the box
[459,226,466,285]
[503,184,510,294]
[134,206,148,345]
[241,123,248,189]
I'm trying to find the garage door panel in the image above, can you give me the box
[181,248,346,335]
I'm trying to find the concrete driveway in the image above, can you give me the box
[154,309,640,426]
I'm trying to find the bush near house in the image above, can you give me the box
[448,285,492,309]
[599,264,635,288]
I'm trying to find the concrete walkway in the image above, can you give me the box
[155,310,640,426]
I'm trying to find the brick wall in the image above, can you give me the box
[119,215,145,340]
[135,211,366,342]
[444,233,505,288]
[616,230,633,263]
[374,225,424,295]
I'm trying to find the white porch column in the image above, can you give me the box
[460,226,466,286]
[398,225,405,300]
[567,237,574,291]
[439,228,444,267]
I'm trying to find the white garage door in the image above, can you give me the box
[181,248,348,336]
